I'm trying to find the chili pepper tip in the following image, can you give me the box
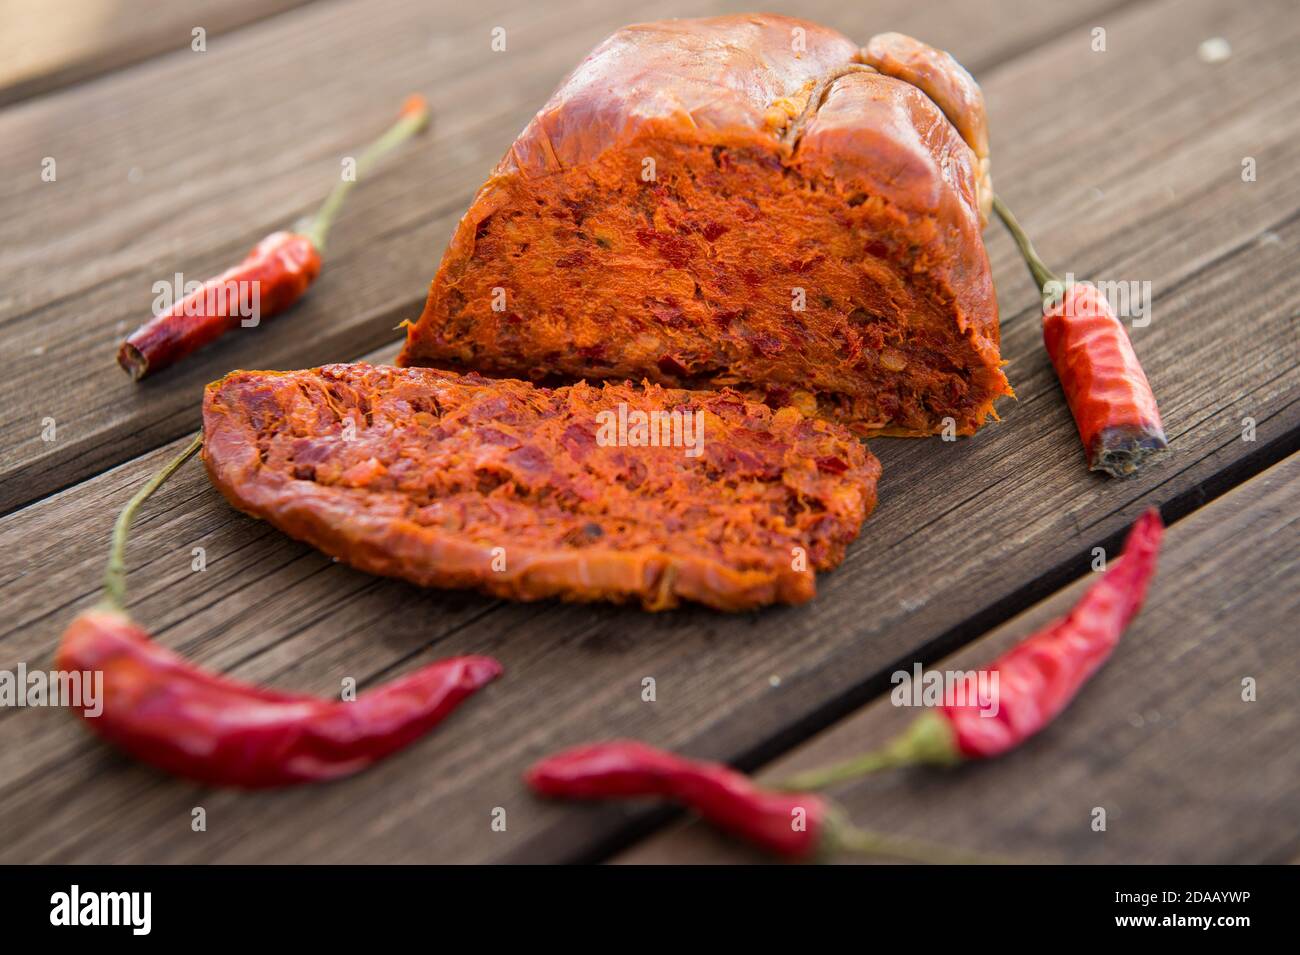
[117,342,148,380]
[1090,426,1169,478]
[400,94,431,126]
[460,655,506,687]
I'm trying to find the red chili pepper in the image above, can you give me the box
[527,741,996,863]
[56,434,501,787]
[117,233,321,380]
[117,95,430,380]
[58,607,500,787]
[993,196,1168,477]
[780,509,1164,787]
[1042,282,1167,476]
[528,740,826,857]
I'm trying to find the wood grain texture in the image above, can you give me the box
[0,204,1293,863]
[615,452,1300,864]
[0,0,1142,514]
[0,0,1296,864]
[0,0,317,107]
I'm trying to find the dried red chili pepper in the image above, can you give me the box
[117,95,430,380]
[56,434,502,787]
[117,232,321,381]
[528,740,823,857]
[527,740,994,863]
[780,509,1164,787]
[993,196,1168,477]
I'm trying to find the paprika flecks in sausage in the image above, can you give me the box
[993,195,1168,477]
[201,364,880,612]
[779,509,1164,788]
[57,433,502,788]
[117,95,430,380]
[398,18,1011,439]
[526,740,996,863]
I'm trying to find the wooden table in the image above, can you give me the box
[1,0,1296,864]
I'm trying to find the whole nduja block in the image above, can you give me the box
[400,15,1010,436]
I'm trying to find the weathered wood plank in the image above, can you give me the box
[0,192,1293,863]
[1,0,1296,863]
[0,0,1141,513]
[614,452,1300,864]
[0,0,317,107]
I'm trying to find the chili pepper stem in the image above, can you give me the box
[103,434,203,609]
[831,823,1010,865]
[992,194,1063,305]
[778,748,904,790]
[302,96,430,253]
[774,711,961,790]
